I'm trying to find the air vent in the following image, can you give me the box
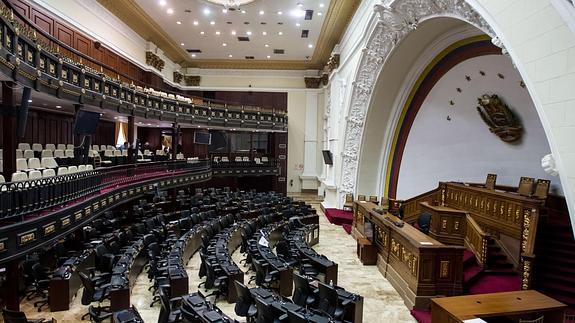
[245,56,255,59]
[237,36,250,42]
[244,21,250,25]
[186,49,202,53]
[273,49,284,54]
[305,10,313,20]
[226,21,232,24]
[301,30,309,38]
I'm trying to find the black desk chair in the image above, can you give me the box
[88,305,113,323]
[292,273,318,308]
[2,309,53,323]
[158,286,182,323]
[30,263,50,312]
[203,261,228,303]
[234,281,257,322]
[287,310,307,323]
[417,212,432,234]
[318,282,348,321]
[255,298,286,323]
[252,258,278,288]
[79,272,110,320]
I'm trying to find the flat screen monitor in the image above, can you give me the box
[73,110,100,135]
[194,131,212,145]
[322,150,333,165]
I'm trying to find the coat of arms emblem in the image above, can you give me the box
[476,94,523,143]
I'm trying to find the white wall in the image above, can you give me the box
[287,92,307,192]
[397,54,560,199]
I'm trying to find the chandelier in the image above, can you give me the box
[203,0,256,10]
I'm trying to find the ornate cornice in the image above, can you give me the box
[338,0,495,205]
[173,71,183,84]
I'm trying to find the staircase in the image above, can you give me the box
[534,196,575,307]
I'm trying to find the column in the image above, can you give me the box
[172,123,179,160]
[2,81,17,180]
[127,116,135,164]
[300,91,319,191]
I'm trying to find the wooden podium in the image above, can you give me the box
[357,237,377,265]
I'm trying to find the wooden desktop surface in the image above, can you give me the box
[431,290,566,322]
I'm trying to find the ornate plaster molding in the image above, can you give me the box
[338,0,495,205]
[541,154,559,177]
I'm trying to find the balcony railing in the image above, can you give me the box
[0,160,210,222]
[0,0,287,131]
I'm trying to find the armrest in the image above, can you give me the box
[341,298,352,306]
[278,313,288,321]
[268,270,279,276]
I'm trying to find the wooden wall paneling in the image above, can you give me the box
[9,0,30,18]
[74,32,92,57]
[55,22,73,47]
[31,8,54,35]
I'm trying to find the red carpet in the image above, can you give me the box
[324,208,353,235]
[324,208,353,225]
[410,309,431,323]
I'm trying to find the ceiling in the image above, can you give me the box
[97,0,360,70]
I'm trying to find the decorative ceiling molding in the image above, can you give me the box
[96,0,360,70]
[338,0,495,205]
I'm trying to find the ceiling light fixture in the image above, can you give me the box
[200,31,205,35]
[180,42,185,46]
[259,10,264,15]
[297,3,304,7]
[231,30,236,35]
[262,31,267,35]
[319,3,324,8]
[308,44,313,48]
[203,8,211,15]
[55,105,62,108]
[241,10,246,14]
[266,55,271,59]
[296,22,300,27]
[318,12,323,16]
[278,31,283,35]
[222,43,227,46]
[159,0,167,6]
[277,11,283,15]
[204,0,256,11]
[264,44,269,47]
[215,31,221,35]
[193,20,199,25]
[291,9,305,17]
[166,8,174,14]
[210,21,215,25]
[246,31,252,35]
[191,54,197,57]
[228,54,233,57]
[176,21,182,24]
[222,8,228,13]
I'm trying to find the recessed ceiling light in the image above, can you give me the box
[197,125,201,128]
[210,21,215,25]
[114,116,118,119]
[55,105,62,109]
[191,54,196,57]
[259,10,264,15]
[319,3,324,7]
[296,22,300,27]
[200,31,205,35]
[262,31,267,35]
[222,43,227,46]
[291,9,305,17]
[215,31,221,35]
[159,0,166,5]
[176,21,182,24]
[147,123,152,126]
[166,8,174,14]
[222,8,228,13]
[241,9,246,14]
[278,31,283,35]
[266,55,271,59]
[228,54,233,58]
[297,3,304,7]
[231,30,236,35]
[203,8,211,15]
[308,44,313,48]
[318,12,323,16]
[180,42,185,46]
[27,99,32,103]
[264,44,269,47]
[193,20,199,26]
[246,31,252,35]
[277,11,283,15]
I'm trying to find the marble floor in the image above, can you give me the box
[19,195,415,323]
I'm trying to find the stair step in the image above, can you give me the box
[484,267,516,275]
[464,265,484,284]
[463,250,476,267]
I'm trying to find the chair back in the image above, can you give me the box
[41,150,54,158]
[485,173,497,190]
[255,297,275,323]
[2,309,29,323]
[158,286,171,323]
[234,281,255,317]
[292,273,312,307]
[533,179,550,199]
[23,149,34,159]
[318,282,339,317]
[79,272,96,305]
[518,177,534,196]
[519,315,544,323]
[357,195,366,201]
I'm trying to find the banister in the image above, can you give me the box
[465,214,489,267]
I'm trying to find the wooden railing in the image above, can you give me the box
[465,214,489,267]
[402,188,439,223]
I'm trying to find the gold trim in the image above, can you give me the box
[97,0,360,70]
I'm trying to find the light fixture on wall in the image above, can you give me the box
[203,0,256,10]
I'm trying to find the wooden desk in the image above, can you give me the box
[357,238,377,265]
[353,201,464,309]
[420,202,467,246]
[49,251,95,311]
[431,290,566,323]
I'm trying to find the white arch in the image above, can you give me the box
[339,0,575,233]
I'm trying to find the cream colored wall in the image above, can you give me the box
[287,92,307,193]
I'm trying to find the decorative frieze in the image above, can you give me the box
[145,51,165,71]
[184,75,201,86]
[173,71,183,84]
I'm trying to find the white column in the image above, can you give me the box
[300,91,319,190]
